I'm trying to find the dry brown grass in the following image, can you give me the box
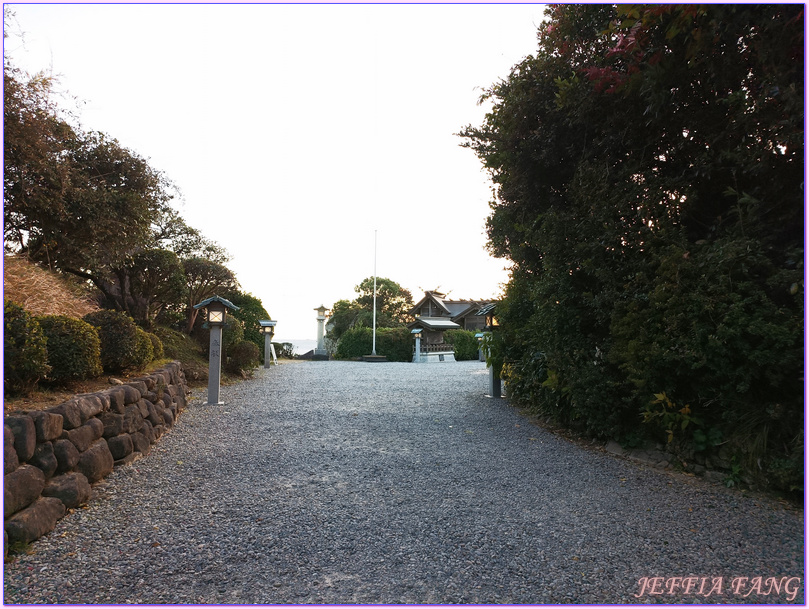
[4,255,99,317]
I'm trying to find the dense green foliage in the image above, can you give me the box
[182,258,239,333]
[326,299,367,342]
[376,328,414,362]
[445,329,480,361]
[224,290,271,363]
[146,331,164,360]
[334,326,412,362]
[327,277,414,344]
[226,340,260,375]
[133,327,155,370]
[154,326,196,361]
[221,317,245,357]
[127,248,188,328]
[272,342,295,359]
[334,327,373,360]
[461,5,803,491]
[83,310,143,373]
[353,277,414,328]
[36,315,102,383]
[4,300,50,395]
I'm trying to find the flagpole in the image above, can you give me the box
[372,230,377,356]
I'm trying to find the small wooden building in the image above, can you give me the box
[407,291,495,362]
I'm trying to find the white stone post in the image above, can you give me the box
[314,305,328,356]
[208,324,223,405]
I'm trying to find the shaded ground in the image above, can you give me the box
[4,361,804,604]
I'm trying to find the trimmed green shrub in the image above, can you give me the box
[146,332,164,360]
[226,339,260,374]
[376,327,413,362]
[132,327,155,370]
[335,326,372,359]
[36,315,102,383]
[83,310,141,373]
[335,326,412,361]
[4,300,50,396]
[220,317,244,356]
[445,329,480,361]
[223,290,271,363]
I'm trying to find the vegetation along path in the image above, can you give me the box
[4,361,803,604]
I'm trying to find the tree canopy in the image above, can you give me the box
[3,15,255,334]
[327,277,414,342]
[461,5,803,492]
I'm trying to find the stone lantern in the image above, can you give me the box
[475,332,485,362]
[259,319,277,368]
[475,303,501,398]
[194,295,239,405]
[314,305,329,356]
[411,327,423,363]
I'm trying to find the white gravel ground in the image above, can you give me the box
[3,360,804,604]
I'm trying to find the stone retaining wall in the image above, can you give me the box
[4,362,189,555]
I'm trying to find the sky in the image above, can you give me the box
[4,3,547,344]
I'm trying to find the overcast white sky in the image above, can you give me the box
[5,3,546,344]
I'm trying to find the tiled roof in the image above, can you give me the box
[193,295,240,311]
[476,303,497,316]
[407,317,462,331]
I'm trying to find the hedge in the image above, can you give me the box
[146,331,164,360]
[226,340,260,374]
[445,329,480,361]
[83,310,142,373]
[335,326,412,361]
[36,315,103,383]
[4,300,50,396]
[133,327,155,370]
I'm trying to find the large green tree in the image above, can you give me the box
[3,65,77,254]
[4,42,235,331]
[4,59,178,315]
[353,277,413,327]
[461,5,803,491]
[126,248,187,329]
[223,290,271,360]
[182,257,239,332]
[327,277,413,342]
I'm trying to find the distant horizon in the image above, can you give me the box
[274,338,318,355]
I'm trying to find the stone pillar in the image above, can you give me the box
[413,334,422,363]
[264,333,273,369]
[314,305,328,356]
[207,324,223,405]
[488,362,502,398]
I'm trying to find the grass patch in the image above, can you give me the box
[153,327,209,386]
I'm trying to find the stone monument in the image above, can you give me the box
[193,295,239,405]
[314,305,329,357]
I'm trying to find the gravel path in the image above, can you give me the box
[4,360,804,604]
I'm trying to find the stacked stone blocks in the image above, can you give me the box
[4,362,188,554]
